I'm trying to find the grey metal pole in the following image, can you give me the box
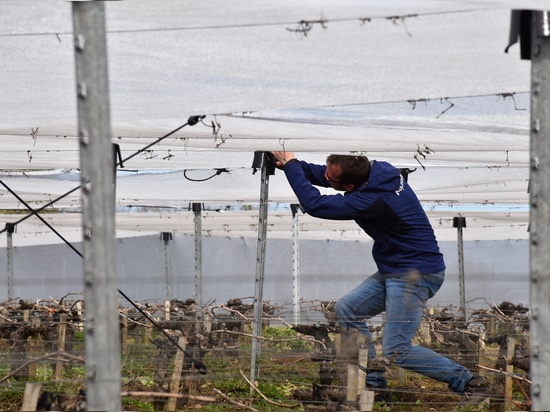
[291,204,301,325]
[453,216,467,319]
[193,203,203,309]
[162,232,173,301]
[72,3,121,411]
[529,10,550,410]
[6,223,14,300]
[250,152,272,384]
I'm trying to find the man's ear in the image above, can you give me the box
[345,184,355,192]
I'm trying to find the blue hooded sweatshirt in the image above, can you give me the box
[283,159,445,277]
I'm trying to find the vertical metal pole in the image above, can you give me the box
[529,11,550,410]
[291,204,301,325]
[193,203,203,309]
[6,223,14,300]
[72,3,121,412]
[250,153,271,384]
[162,232,173,301]
[453,216,467,319]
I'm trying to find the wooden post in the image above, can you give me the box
[358,389,374,411]
[347,348,372,410]
[75,301,83,331]
[505,337,516,410]
[357,348,368,389]
[28,317,41,379]
[121,313,128,355]
[55,314,67,380]
[143,319,151,343]
[419,308,432,347]
[187,349,198,408]
[336,330,365,391]
[346,363,359,402]
[166,337,187,411]
[334,333,342,356]
[165,300,171,321]
[489,317,496,336]
[357,348,374,411]
[21,382,41,412]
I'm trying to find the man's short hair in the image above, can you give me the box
[326,154,371,186]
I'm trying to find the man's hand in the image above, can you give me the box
[272,151,296,169]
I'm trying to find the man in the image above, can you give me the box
[272,151,490,404]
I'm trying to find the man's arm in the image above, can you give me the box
[272,151,328,187]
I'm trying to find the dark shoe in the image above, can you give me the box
[463,376,491,405]
[367,357,391,373]
[366,384,392,405]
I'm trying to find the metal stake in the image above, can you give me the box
[453,216,467,320]
[250,152,274,384]
[529,10,550,410]
[72,3,120,411]
[193,203,203,310]
[291,204,301,325]
[162,232,173,301]
[6,223,15,300]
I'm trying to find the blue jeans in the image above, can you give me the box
[335,271,473,393]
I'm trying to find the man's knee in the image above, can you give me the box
[335,299,351,318]
[382,341,411,360]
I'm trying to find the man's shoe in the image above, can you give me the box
[367,357,391,373]
[463,376,491,405]
[366,384,392,405]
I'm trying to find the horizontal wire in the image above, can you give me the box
[0,8,487,38]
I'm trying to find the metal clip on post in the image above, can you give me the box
[251,151,276,175]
